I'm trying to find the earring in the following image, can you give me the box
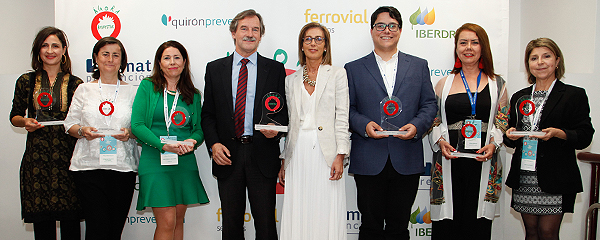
[302,48,304,52]
[454,57,462,68]
[478,61,484,69]
[38,55,42,63]
[61,55,66,64]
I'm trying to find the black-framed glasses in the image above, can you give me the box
[373,23,400,32]
[303,36,325,45]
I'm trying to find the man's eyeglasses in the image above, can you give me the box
[303,36,325,45]
[373,23,400,32]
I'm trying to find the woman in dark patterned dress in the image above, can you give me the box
[9,26,83,240]
[504,38,594,240]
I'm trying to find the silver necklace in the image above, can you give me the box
[302,66,316,87]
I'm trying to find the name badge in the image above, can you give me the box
[520,138,538,171]
[463,119,482,149]
[99,136,117,165]
[160,135,178,165]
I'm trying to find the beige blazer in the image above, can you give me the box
[281,65,350,169]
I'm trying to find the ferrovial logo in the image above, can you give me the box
[303,9,368,30]
[409,7,435,29]
[91,5,121,40]
[161,14,232,29]
[409,7,455,39]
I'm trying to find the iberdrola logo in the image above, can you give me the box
[410,206,432,224]
[409,7,435,29]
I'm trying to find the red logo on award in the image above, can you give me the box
[99,101,115,116]
[37,92,53,108]
[264,96,281,112]
[461,123,477,138]
[383,100,399,116]
[519,100,535,116]
[171,111,186,126]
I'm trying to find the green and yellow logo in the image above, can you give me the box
[409,7,435,30]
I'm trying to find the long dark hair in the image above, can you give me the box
[31,26,72,74]
[91,37,128,80]
[150,40,197,105]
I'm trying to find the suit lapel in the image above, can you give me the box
[221,55,234,115]
[315,65,331,104]
[393,52,410,96]
[363,52,388,94]
[540,81,565,126]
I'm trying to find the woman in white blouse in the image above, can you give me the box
[64,37,139,240]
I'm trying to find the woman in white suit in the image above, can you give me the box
[278,22,350,240]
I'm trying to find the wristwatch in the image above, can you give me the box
[77,126,84,137]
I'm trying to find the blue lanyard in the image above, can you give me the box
[459,70,482,116]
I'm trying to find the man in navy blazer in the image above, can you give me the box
[202,9,287,240]
[344,6,437,240]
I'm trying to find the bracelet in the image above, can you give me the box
[77,126,84,137]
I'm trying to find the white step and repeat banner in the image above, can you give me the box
[55,1,508,239]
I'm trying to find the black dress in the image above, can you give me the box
[9,71,83,223]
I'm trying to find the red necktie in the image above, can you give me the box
[234,58,250,137]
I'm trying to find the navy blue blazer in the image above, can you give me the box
[345,51,437,175]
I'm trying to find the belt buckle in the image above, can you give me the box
[238,135,252,144]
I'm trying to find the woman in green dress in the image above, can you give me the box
[10,26,83,240]
[131,40,208,240]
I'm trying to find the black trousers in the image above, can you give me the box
[33,220,81,240]
[72,169,136,240]
[431,158,492,240]
[354,158,420,240]
[217,143,278,240]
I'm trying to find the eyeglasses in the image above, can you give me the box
[373,23,400,32]
[303,36,325,45]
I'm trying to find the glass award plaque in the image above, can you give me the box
[376,96,407,135]
[511,95,544,136]
[161,139,194,146]
[451,120,484,159]
[254,92,288,132]
[95,127,124,135]
[34,88,64,126]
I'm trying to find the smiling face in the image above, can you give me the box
[95,44,122,76]
[160,47,185,80]
[456,30,481,66]
[371,12,401,53]
[39,35,65,68]
[232,15,262,57]
[528,47,560,82]
[303,27,326,63]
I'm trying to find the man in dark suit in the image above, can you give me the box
[201,9,287,240]
[344,6,437,240]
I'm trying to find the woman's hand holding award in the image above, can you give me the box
[376,96,408,135]
[254,92,288,132]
